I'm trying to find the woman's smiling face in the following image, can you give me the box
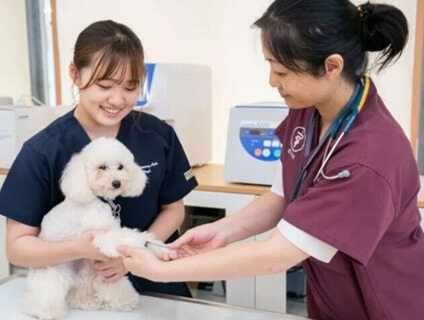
[71,54,141,130]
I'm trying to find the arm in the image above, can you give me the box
[92,199,185,281]
[216,191,287,244]
[92,200,185,283]
[147,199,185,241]
[6,219,108,268]
[168,191,286,256]
[120,229,309,282]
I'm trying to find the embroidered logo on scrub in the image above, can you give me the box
[141,162,158,174]
[184,168,194,181]
[288,126,306,159]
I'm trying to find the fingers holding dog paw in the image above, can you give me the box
[118,246,161,280]
[74,230,109,261]
[93,258,127,283]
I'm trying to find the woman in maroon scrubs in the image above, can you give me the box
[118,1,424,319]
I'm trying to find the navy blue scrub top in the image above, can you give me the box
[0,109,198,297]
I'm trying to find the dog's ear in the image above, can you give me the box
[60,153,96,203]
[122,162,147,197]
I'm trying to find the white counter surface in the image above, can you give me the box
[0,276,308,320]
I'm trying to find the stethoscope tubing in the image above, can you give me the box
[290,77,370,202]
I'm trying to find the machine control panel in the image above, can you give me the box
[239,120,282,161]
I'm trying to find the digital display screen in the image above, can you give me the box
[250,130,260,135]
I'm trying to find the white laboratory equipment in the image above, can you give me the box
[0,97,13,106]
[0,105,56,168]
[135,63,212,167]
[224,103,289,185]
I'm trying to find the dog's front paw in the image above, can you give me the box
[92,233,120,258]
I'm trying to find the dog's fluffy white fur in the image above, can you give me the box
[23,137,167,320]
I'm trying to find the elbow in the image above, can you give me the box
[6,239,34,268]
[173,202,186,229]
[258,248,288,275]
[262,260,288,275]
[5,249,13,265]
[258,240,294,275]
[177,210,185,228]
[6,245,20,267]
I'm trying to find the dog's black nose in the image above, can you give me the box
[112,180,121,189]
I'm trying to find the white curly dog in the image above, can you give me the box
[23,137,169,320]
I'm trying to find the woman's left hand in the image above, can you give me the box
[93,257,128,283]
[118,246,161,280]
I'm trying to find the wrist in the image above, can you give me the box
[149,260,166,282]
[213,220,233,245]
[68,238,84,260]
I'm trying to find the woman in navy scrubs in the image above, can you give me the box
[0,20,196,297]
[118,1,424,319]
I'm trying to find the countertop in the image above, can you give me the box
[192,164,269,195]
[0,276,308,320]
[192,164,424,207]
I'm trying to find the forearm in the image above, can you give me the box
[214,191,286,244]
[151,231,306,282]
[147,200,185,241]
[7,235,80,268]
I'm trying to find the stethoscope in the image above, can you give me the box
[290,76,370,202]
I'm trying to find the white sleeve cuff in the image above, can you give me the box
[270,162,284,197]
[277,219,337,263]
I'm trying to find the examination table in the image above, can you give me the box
[0,275,309,319]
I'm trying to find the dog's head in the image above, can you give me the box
[60,137,147,203]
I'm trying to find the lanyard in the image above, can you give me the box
[290,77,369,202]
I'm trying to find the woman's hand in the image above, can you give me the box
[163,223,227,261]
[118,246,161,280]
[73,230,109,261]
[93,258,128,283]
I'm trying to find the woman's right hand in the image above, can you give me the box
[164,223,227,261]
[73,230,109,261]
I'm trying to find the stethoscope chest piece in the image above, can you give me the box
[291,76,370,201]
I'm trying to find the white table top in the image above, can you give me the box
[0,277,308,320]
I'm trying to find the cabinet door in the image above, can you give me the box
[0,175,9,280]
[184,190,256,309]
[255,229,287,314]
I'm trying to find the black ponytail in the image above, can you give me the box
[254,0,409,83]
[358,2,408,71]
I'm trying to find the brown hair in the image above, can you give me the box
[73,20,145,89]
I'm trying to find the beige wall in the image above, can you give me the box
[55,0,417,163]
[0,0,31,102]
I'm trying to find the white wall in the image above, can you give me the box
[352,0,417,145]
[56,0,417,163]
[0,0,31,103]
[56,0,279,163]
[0,175,9,280]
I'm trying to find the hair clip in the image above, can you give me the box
[357,5,364,18]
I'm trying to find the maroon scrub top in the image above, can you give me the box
[276,79,424,319]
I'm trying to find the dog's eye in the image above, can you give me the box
[99,165,107,170]
[118,164,124,170]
